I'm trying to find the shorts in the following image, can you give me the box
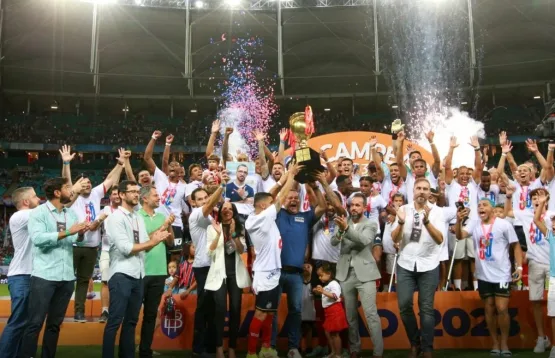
[99,250,110,282]
[385,253,396,275]
[478,279,511,300]
[547,277,555,317]
[170,225,183,253]
[514,226,528,252]
[528,260,549,301]
[255,284,280,312]
[450,231,475,260]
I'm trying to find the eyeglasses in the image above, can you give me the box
[124,190,140,194]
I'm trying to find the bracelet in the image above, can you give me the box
[506,195,512,199]
[398,220,405,225]
[501,153,507,157]
[63,161,70,165]
[280,140,286,144]
[474,147,480,151]
[65,229,71,237]
[232,232,237,238]
[276,181,283,187]
[423,220,430,225]
[165,143,171,146]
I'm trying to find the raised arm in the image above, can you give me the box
[102,148,125,190]
[318,172,347,216]
[162,134,173,175]
[533,194,549,236]
[396,131,408,180]
[504,185,515,218]
[123,150,136,182]
[278,128,288,165]
[222,127,232,167]
[144,130,161,174]
[205,120,221,158]
[526,139,553,183]
[499,131,518,175]
[425,131,441,178]
[306,180,327,219]
[254,130,270,180]
[369,136,385,182]
[470,136,483,184]
[444,136,458,185]
[59,145,76,185]
[544,142,555,183]
[276,163,301,211]
[201,171,230,218]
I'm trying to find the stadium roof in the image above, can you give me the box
[1,0,554,115]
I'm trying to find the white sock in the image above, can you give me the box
[473,280,478,290]
[102,307,109,313]
[454,279,462,290]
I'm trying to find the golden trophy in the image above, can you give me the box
[391,119,405,139]
[289,106,324,183]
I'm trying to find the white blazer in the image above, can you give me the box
[205,223,252,291]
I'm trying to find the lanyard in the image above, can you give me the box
[48,209,67,228]
[365,196,372,218]
[121,209,139,232]
[323,215,336,234]
[519,185,529,210]
[480,219,495,248]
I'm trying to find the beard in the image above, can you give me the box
[350,213,361,220]
[60,193,72,204]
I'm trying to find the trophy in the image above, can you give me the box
[289,106,325,183]
[391,119,405,140]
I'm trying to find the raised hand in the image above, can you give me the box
[59,145,76,162]
[397,131,406,141]
[72,177,87,195]
[501,140,513,154]
[456,208,470,222]
[396,207,406,222]
[315,171,327,185]
[469,135,479,149]
[117,148,126,165]
[334,215,348,231]
[166,134,174,144]
[152,130,162,140]
[449,136,459,148]
[525,138,538,153]
[211,120,221,134]
[225,127,233,136]
[422,205,431,222]
[505,184,516,196]
[499,131,507,146]
[252,129,265,142]
[319,149,328,161]
[220,170,230,183]
[235,187,247,199]
[369,135,378,147]
[279,128,289,141]
[537,190,548,207]
[549,142,555,152]
[165,214,176,227]
[425,130,435,144]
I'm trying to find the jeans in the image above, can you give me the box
[212,274,242,348]
[139,275,165,358]
[73,246,98,316]
[396,264,439,353]
[271,271,303,350]
[19,277,74,358]
[0,275,30,358]
[192,266,216,354]
[102,273,143,358]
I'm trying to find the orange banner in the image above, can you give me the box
[152,291,548,350]
[306,131,433,175]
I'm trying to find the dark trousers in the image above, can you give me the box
[213,274,243,348]
[139,275,165,358]
[19,277,74,358]
[396,264,439,353]
[73,246,98,315]
[192,266,216,354]
[102,273,143,358]
[0,274,30,358]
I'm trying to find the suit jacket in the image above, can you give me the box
[331,216,381,283]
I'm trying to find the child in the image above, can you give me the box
[314,264,348,358]
[164,261,179,295]
[302,263,316,354]
[178,242,197,298]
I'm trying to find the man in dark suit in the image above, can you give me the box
[331,193,384,358]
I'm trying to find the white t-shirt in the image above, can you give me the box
[245,205,282,292]
[364,195,387,222]
[545,180,555,212]
[322,280,342,308]
[514,210,555,266]
[185,180,203,199]
[260,175,277,193]
[509,178,542,226]
[71,183,105,247]
[100,206,118,252]
[8,209,33,276]
[382,220,399,255]
[188,207,213,268]
[312,216,340,263]
[381,177,407,205]
[446,179,479,223]
[153,167,186,228]
[476,184,500,207]
[465,218,518,283]
[405,171,438,203]
[330,175,361,191]
[396,202,445,272]
[298,184,313,213]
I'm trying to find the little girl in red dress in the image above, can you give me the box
[314,263,348,358]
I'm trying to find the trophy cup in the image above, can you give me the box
[289,106,325,183]
[391,119,405,140]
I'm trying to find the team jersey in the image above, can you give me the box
[513,210,555,265]
[446,178,479,223]
[153,167,186,228]
[71,183,105,247]
[312,215,340,263]
[465,218,518,283]
[476,183,500,207]
[509,178,542,226]
[381,177,407,205]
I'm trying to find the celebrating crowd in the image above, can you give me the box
[0,117,555,358]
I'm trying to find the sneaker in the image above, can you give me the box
[98,310,109,323]
[306,346,327,357]
[534,336,551,353]
[288,349,302,358]
[550,346,555,358]
[260,347,279,358]
[74,312,87,323]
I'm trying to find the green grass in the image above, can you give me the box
[47,347,545,358]
[0,283,103,297]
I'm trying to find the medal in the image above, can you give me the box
[324,229,330,235]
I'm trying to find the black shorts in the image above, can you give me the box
[255,285,280,312]
[514,226,527,252]
[478,279,511,300]
[169,225,183,253]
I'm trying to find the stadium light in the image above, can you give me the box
[534,96,541,99]
[122,106,129,112]
[226,0,240,7]
[50,101,58,110]
[391,105,398,109]
[324,108,331,112]
[190,109,198,113]
[195,0,204,8]
[461,101,468,105]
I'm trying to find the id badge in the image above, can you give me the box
[57,222,66,232]
[225,239,236,255]
[410,228,422,242]
[133,230,139,244]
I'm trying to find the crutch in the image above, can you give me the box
[444,239,459,291]
[388,253,398,293]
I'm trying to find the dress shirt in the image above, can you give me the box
[105,206,150,281]
[27,201,80,281]
[396,202,445,273]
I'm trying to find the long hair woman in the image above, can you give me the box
[205,202,251,358]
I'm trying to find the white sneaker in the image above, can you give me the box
[534,336,551,353]
[550,346,555,358]
[288,349,303,358]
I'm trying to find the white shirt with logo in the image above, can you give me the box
[446,179,479,223]
[476,184,500,207]
[153,167,187,228]
[71,183,105,247]
[101,206,118,252]
[509,178,542,226]
[514,210,555,265]
[465,218,518,283]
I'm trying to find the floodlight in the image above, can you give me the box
[122,106,130,112]
[195,0,204,8]
[534,96,541,99]
[324,108,331,112]
[226,0,240,7]
[391,105,398,109]
[190,109,198,113]
[51,101,58,110]
[461,101,468,105]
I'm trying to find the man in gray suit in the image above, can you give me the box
[331,193,384,358]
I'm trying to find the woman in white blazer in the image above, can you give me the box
[206,202,251,358]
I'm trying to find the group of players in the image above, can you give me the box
[1,118,555,358]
